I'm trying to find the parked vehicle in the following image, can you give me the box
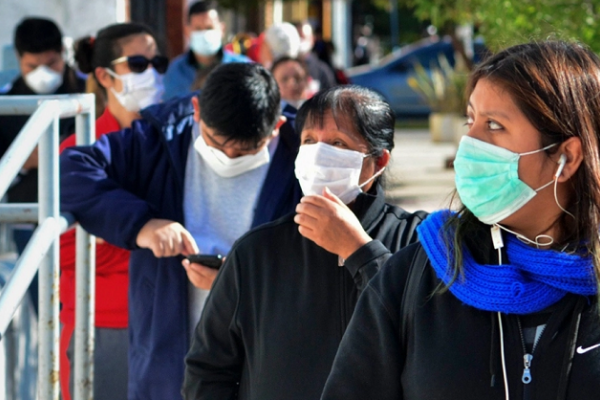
[346,37,487,117]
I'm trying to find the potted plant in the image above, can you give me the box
[408,53,469,143]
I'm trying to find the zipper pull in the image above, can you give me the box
[522,353,533,384]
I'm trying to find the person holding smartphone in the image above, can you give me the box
[60,62,302,400]
[182,85,427,400]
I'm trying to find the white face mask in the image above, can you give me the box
[194,128,271,178]
[106,68,164,113]
[294,142,385,204]
[24,65,63,94]
[190,29,222,57]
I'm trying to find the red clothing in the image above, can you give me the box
[59,109,130,400]
[59,109,130,328]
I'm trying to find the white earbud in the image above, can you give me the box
[555,154,567,179]
[553,153,575,220]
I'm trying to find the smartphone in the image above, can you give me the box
[185,254,223,270]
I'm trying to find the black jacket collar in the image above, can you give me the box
[352,183,387,231]
[186,48,224,69]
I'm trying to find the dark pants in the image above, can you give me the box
[66,326,129,400]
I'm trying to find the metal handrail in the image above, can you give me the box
[0,94,96,400]
[0,216,68,337]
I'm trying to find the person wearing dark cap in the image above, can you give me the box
[163,0,250,99]
[0,17,85,313]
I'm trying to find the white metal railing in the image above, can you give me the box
[0,94,96,400]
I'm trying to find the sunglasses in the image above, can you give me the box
[111,55,169,74]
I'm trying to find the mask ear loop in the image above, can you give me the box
[554,154,576,220]
[358,166,386,190]
[494,153,574,249]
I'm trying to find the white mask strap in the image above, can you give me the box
[518,142,558,157]
[358,166,386,190]
[105,68,122,80]
[534,179,554,192]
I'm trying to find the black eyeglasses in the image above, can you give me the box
[111,55,169,74]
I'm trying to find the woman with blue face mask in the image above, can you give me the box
[182,85,427,400]
[321,41,600,400]
[58,23,167,400]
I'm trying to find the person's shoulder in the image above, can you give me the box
[385,205,429,223]
[0,75,26,95]
[0,81,14,94]
[368,242,426,301]
[140,92,196,128]
[221,50,251,64]
[169,52,190,68]
[164,52,195,79]
[230,213,297,252]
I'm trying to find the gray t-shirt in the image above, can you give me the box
[183,124,275,336]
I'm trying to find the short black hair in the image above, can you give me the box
[296,85,395,157]
[200,63,281,147]
[188,1,217,22]
[14,17,63,56]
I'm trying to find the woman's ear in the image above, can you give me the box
[556,136,583,182]
[95,67,113,90]
[375,149,391,172]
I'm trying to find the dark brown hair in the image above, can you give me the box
[446,41,600,297]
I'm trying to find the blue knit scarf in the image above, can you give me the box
[416,210,597,314]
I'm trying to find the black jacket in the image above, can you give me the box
[182,185,426,400]
[0,65,85,202]
[322,226,600,400]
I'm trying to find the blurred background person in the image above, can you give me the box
[293,20,336,92]
[0,16,85,315]
[258,21,300,70]
[59,22,166,400]
[312,29,349,85]
[163,0,249,99]
[271,56,309,110]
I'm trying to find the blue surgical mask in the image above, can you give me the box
[190,29,222,56]
[454,136,557,225]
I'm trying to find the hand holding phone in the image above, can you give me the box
[185,254,223,269]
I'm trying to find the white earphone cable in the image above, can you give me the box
[497,312,510,400]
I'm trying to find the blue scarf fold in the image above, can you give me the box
[416,210,597,314]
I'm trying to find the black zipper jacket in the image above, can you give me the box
[322,225,600,400]
[182,185,426,400]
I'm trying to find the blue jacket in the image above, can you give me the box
[60,94,302,400]
[163,49,251,100]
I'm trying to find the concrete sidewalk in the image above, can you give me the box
[385,129,457,213]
